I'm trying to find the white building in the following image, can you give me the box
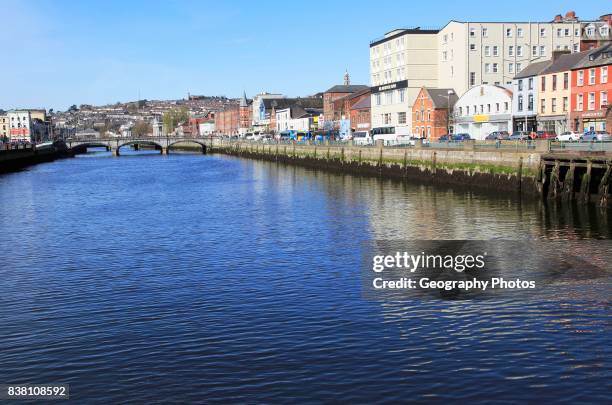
[453,84,513,139]
[198,121,215,135]
[152,117,163,137]
[511,60,552,132]
[7,110,32,142]
[369,28,439,135]
[275,106,319,133]
[437,18,584,97]
[251,93,286,129]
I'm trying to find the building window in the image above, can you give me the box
[565,28,570,36]
[563,97,568,112]
[575,28,580,36]
[485,63,490,73]
[508,46,514,56]
[383,113,392,125]
[577,94,583,111]
[552,74,557,91]
[588,92,595,110]
[480,105,484,113]
[482,28,488,37]
[541,76,546,91]
[517,46,523,57]
[602,27,610,37]
[532,46,538,57]
[398,112,406,124]
[573,43,579,53]
[466,106,469,115]
[528,77,533,90]
[563,72,569,89]
[557,28,562,37]
[602,66,608,84]
[528,94,534,111]
[504,102,509,112]
[506,28,512,37]
[578,70,584,86]
[470,28,476,37]
[416,111,420,121]
[516,63,522,72]
[517,28,523,37]
[470,72,476,86]
[589,68,596,85]
[495,103,500,112]
[586,27,594,37]
[602,91,608,108]
[540,46,546,56]
[470,43,476,51]
[540,28,546,37]
[459,107,463,115]
[442,51,447,61]
[487,104,491,113]
[375,93,381,105]
[541,99,546,113]
[518,95,523,111]
[484,46,490,56]
[551,98,557,113]
[386,91,393,104]
[509,63,514,73]
[443,34,448,43]
[492,63,498,73]
[399,88,405,103]
[493,46,499,56]
[518,79,523,91]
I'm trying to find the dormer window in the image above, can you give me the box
[601,26,610,37]
[586,27,595,37]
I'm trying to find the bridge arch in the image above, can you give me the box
[70,142,111,154]
[167,139,207,154]
[116,140,164,155]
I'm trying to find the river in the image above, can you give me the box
[0,149,609,403]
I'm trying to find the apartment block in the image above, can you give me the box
[369,28,439,134]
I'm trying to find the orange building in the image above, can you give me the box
[411,87,457,140]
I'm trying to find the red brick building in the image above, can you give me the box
[215,104,240,135]
[412,87,458,140]
[570,44,611,132]
[239,92,252,134]
[322,72,369,129]
[349,95,371,133]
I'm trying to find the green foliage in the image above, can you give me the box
[132,120,153,137]
[162,107,189,134]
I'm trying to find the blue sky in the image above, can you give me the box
[1,0,609,110]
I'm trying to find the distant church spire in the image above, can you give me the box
[240,91,248,107]
[343,70,350,86]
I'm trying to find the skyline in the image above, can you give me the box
[1,0,610,111]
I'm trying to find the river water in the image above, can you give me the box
[0,149,610,403]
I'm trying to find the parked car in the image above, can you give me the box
[486,131,509,140]
[536,130,557,140]
[509,131,530,141]
[581,131,611,142]
[438,134,451,141]
[555,131,581,142]
[452,133,472,141]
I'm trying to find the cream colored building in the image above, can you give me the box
[0,113,8,140]
[369,28,439,134]
[438,19,583,97]
[537,51,586,134]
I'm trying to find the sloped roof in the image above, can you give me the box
[514,60,553,79]
[263,97,323,110]
[324,84,369,94]
[540,50,590,74]
[425,88,458,109]
[351,96,370,110]
[574,43,612,69]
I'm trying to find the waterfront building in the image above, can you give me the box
[251,93,286,131]
[7,110,32,142]
[198,120,215,135]
[275,105,322,133]
[215,104,240,136]
[322,72,368,130]
[411,87,458,140]
[152,117,163,137]
[452,84,513,139]
[537,50,587,134]
[239,91,252,135]
[0,113,8,141]
[512,60,553,132]
[369,28,438,135]
[349,96,371,133]
[570,44,611,132]
[579,14,611,51]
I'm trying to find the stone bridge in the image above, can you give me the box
[66,136,212,156]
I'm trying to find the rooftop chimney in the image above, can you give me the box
[553,49,571,61]
[554,14,563,22]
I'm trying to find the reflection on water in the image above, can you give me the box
[0,153,609,402]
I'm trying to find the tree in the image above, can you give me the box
[132,120,152,137]
[162,107,189,135]
[68,104,78,112]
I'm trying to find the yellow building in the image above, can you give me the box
[537,50,587,133]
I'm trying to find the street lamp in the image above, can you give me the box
[446,89,455,139]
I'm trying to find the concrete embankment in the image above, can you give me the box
[210,142,543,197]
[0,143,69,173]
